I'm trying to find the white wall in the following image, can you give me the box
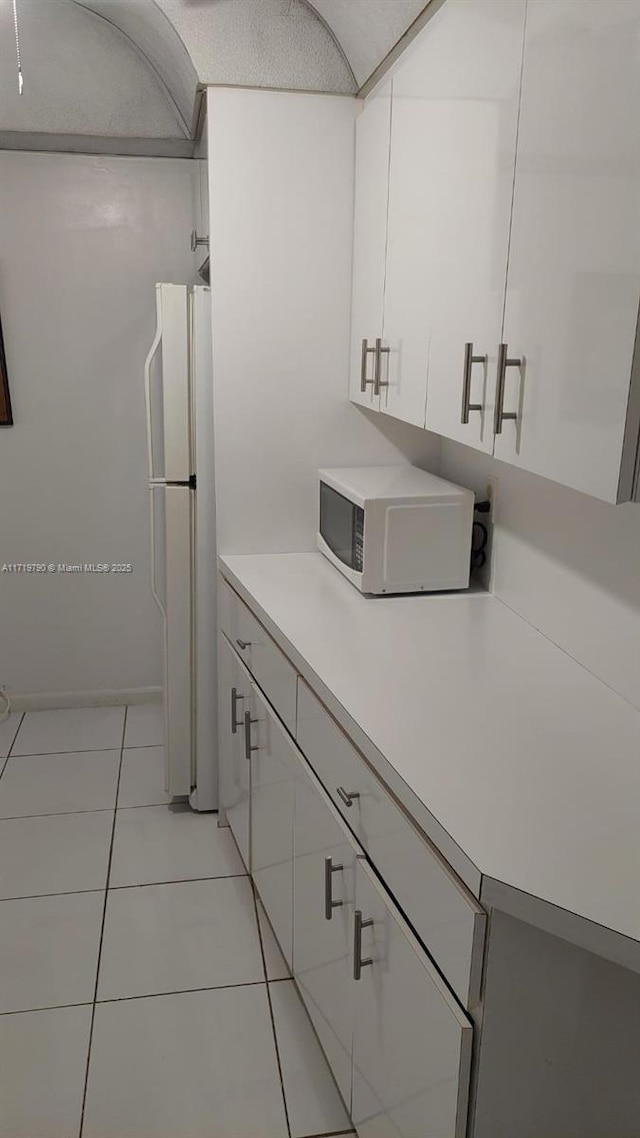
[439,440,640,709]
[207,86,440,556]
[0,152,197,702]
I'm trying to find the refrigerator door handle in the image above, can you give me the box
[144,285,163,484]
[149,484,166,619]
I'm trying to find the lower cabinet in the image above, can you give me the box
[292,755,473,1137]
[218,633,251,868]
[221,624,474,1137]
[293,760,359,1108]
[219,577,639,1138]
[351,857,473,1138]
[248,684,296,969]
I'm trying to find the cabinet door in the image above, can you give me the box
[349,82,392,412]
[249,685,296,969]
[417,0,524,450]
[351,858,472,1138]
[494,0,640,502]
[381,61,432,428]
[217,634,251,868]
[293,758,359,1109]
[296,679,485,1011]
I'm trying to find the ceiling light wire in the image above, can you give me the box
[12,0,24,95]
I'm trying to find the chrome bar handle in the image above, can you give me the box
[231,687,244,735]
[190,229,209,252]
[353,910,374,980]
[373,338,390,396]
[336,786,360,809]
[360,339,376,392]
[494,343,521,435]
[461,342,486,424]
[236,638,251,651]
[243,710,260,762]
[324,856,344,921]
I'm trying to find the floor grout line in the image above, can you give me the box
[0,807,115,821]
[0,1000,93,1018]
[0,872,249,903]
[7,744,126,758]
[4,742,163,761]
[116,800,175,811]
[108,872,249,891]
[251,879,293,1138]
[0,712,25,782]
[119,742,165,750]
[116,796,191,812]
[0,795,189,821]
[1,711,25,765]
[0,887,105,903]
[299,1131,357,1138]
[95,979,269,1005]
[78,707,128,1138]
[0,979,275,1018]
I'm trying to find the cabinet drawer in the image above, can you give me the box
[218,575,297,735]
[296,679,485,1009]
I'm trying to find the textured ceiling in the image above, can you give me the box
[308,0,429,87]
[0,0,187,146]
[76,0,198,127]
[0,0,432,152]
[154,0,355,94]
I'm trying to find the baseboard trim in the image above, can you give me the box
[9,687,163,712]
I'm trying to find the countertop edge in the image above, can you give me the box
[480,877,640,974]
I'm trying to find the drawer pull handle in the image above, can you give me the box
[353,910,374,980]
[243,710,260,761]
[461,342,486,424]
[236,638,251,651]
[494,343,521,435]
[324,856,344,921]
[336,786,360,808]
[230,687,244,735]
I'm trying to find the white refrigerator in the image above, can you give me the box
[144,283,217,811]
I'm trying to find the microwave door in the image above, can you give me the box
[319,483,364,573]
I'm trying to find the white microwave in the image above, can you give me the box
[318,465,474,595]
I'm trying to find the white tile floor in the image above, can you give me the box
[0,705,354,1138]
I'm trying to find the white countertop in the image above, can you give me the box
[220,552,640,950]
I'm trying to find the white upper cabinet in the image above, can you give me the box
[349,0,640,502]
[494,0,640,502]
[350,0,525,435]
[420,0,525,450]
[348,82,392,413]
[380,57,432,427]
